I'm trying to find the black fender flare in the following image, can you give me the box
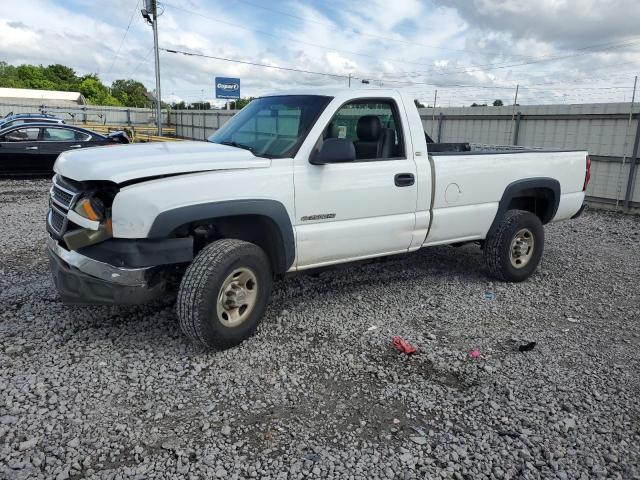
[147,199,295,273]
[488,178,561,234]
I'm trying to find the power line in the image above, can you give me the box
[128,45,155,77]
[161,47,355,79]
[162,2,449,70]
[371,38,640,79]
[163,1,640,81]
[106,0,141,76]
[162,46,640,95]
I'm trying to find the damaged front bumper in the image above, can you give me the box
[46,236,165,305]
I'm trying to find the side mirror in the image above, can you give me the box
[310,138,356,165]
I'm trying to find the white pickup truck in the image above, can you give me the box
[46,88,589,349]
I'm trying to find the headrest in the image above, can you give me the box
[356,115,381,141]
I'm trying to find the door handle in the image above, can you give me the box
[69,144,82,148]
[394,173,415,187]
[25,146,38,150]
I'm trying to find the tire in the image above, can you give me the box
[483,209,544,282]
[177,239,272,349]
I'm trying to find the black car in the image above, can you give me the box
[0,112,65,130]
[0,123,129,175]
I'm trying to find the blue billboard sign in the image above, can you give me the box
[215,77,240,99]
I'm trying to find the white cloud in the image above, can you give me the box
[0,0,637,106]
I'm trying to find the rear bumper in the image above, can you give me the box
[571,203,587,219]
[46,237,165,305]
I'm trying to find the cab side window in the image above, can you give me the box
[322,99,405,160]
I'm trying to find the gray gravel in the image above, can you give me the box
[1,178,639,479]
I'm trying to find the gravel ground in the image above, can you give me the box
[1,178,639,480]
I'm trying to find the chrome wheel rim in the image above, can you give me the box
[510,228,535,268]
[216,268,258,327]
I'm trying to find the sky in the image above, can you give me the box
[0,0,639,107]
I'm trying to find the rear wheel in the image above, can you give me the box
[177,239,272,349]
[483,209,544,282]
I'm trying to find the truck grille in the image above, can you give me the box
[52,185,74,209]
[49,206,67,233]
[48,177,80,237]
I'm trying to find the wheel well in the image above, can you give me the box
[506,187,556,224]
[174,215,288,274]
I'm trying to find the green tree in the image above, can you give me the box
[0,61,20,87]
[0,61,152,107]
[229,97,254,110]
[44,64,79,90]
[111,79,150,108]
[79,75,121,106]
[14,64,57,90]
[492,99,504,106]
[414,99,426,108]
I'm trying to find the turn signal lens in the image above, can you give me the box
[74,198,104,221]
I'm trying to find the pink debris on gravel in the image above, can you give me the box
[392,336,417,355]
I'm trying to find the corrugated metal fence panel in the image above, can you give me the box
[0,101,166,126]
[168,110,235,139]
[167,103,640,205]
[633,167,640,202]
[7,101,628,205]
[418,103,640,206]
[586,161,628,200]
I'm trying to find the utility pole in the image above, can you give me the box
[507,84,519,144]
[616,75,637,207]
[432,90,437,128]
[141,0,162,135]
[348,74,352,88]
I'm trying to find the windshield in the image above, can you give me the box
[209,95,332,158]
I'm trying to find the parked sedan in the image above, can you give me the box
[0,123,128,175]
[0,112,64,130]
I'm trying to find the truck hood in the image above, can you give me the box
[54,141,271,184]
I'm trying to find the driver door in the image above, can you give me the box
[293,97,417,269]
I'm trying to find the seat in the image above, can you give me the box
[354,115,394,159]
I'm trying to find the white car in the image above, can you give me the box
[46,88,589,349]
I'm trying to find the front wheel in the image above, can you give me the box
[483,209,544,282]
[177,239,273,349]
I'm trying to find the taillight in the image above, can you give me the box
[583,155,591,191]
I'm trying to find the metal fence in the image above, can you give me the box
[3,100,637,209]
[169,102,640,209]
[0,101,168,126]
[419,103,640,209]
[168,110,235,140]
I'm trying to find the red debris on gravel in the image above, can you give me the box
[392,336,417,355]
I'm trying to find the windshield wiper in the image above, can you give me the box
[219,140,255,152]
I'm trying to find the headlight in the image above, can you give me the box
[73,197,105,221]
[64,195,113,250]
